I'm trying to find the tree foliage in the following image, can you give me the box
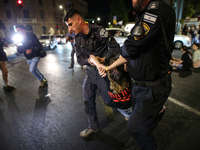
[180,4,196,25]
[108,0,129,25]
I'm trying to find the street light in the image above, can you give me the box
[97,17,100,21]
[59,5,63,9]
[108,22,111,25]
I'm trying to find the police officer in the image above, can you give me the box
[16,25,48,88]
[99,0,175,149]
[63,8,120,138]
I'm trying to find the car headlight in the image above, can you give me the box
[46,40,50,44]
[184,37,190,41]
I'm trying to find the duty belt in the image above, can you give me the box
[131,71,171,87]
[131,78,161,87]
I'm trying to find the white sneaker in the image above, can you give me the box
[80,128,100,138]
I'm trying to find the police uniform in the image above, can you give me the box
[120,0,175,149]
[75,24,120,130]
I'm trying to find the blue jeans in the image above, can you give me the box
[117,107,132,118]
[27,57,45,81]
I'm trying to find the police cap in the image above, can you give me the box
[63,8,81,22]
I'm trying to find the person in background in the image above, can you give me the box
[170,46,193,71]
[0,36,15,91]
[66,30,76,69]
[192,42,200,68]
[15,25,48,88]
[182,24,188,35]
[190,24,198,44]
[198,25,200,43]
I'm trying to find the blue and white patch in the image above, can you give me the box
[143,12,157,24]
[100,28,108,37]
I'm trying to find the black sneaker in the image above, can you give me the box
[69,66,73,69]
[3,85,15,91]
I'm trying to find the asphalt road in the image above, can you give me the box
[0,43,200,150]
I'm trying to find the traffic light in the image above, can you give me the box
[56,24,58,29]
[17,0,23,8]
[42,26,45,30]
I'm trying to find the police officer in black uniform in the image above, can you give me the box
[63,8,120,138]
[98,0,175,149]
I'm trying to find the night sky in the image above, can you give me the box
[85,0,135,24]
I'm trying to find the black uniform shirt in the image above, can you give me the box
[0,37,8,61]
[121,0,175,81]
[75,24,120,66]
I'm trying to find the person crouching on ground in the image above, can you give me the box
[192,43,200,68]
[170,46,193,71]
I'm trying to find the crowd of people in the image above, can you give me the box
[182,24,200,44]
[2,0,200,149]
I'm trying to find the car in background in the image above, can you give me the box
[106,28,130,47]
[56,35,66,44]
[39,34,57,49]
[173,34,191,49]
[106,27,191,49]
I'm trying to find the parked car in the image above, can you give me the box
[173,34,191,49]
[106,28,130,47]
[39,34,57,49]
[106,28,191,49]
[56,35,66,44]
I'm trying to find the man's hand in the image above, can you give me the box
[26,49,32,54]
[98,64,107,77]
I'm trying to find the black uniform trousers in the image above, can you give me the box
[127,74,172,150]
[83,67,116,129]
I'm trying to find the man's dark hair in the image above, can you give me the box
[16,24,25,30]
[63,8,81,22]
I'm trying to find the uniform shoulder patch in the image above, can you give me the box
[143,12,157,24]
[99,28,108,37]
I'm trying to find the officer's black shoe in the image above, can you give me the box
[3,85,15,91]
[69,66,73,69]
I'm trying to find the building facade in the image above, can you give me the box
[0,0,88,38]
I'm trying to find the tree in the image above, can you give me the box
[108,0,129,26]
[180,4,196,25]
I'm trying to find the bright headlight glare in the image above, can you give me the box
[13,34,23,43]
[185,37,190,41]
[46,40,50,43]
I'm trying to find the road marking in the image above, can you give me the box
[168,96,200,116]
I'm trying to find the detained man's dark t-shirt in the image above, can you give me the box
[181,52,192,71]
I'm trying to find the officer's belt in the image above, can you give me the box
[131,78,161,87]
[87,65,98,70]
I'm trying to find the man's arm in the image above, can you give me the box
[99,28,120,60]
[75,39,90,66]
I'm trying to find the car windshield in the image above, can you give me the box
[40,36,49,39]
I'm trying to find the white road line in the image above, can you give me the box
[168,96,200,116]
